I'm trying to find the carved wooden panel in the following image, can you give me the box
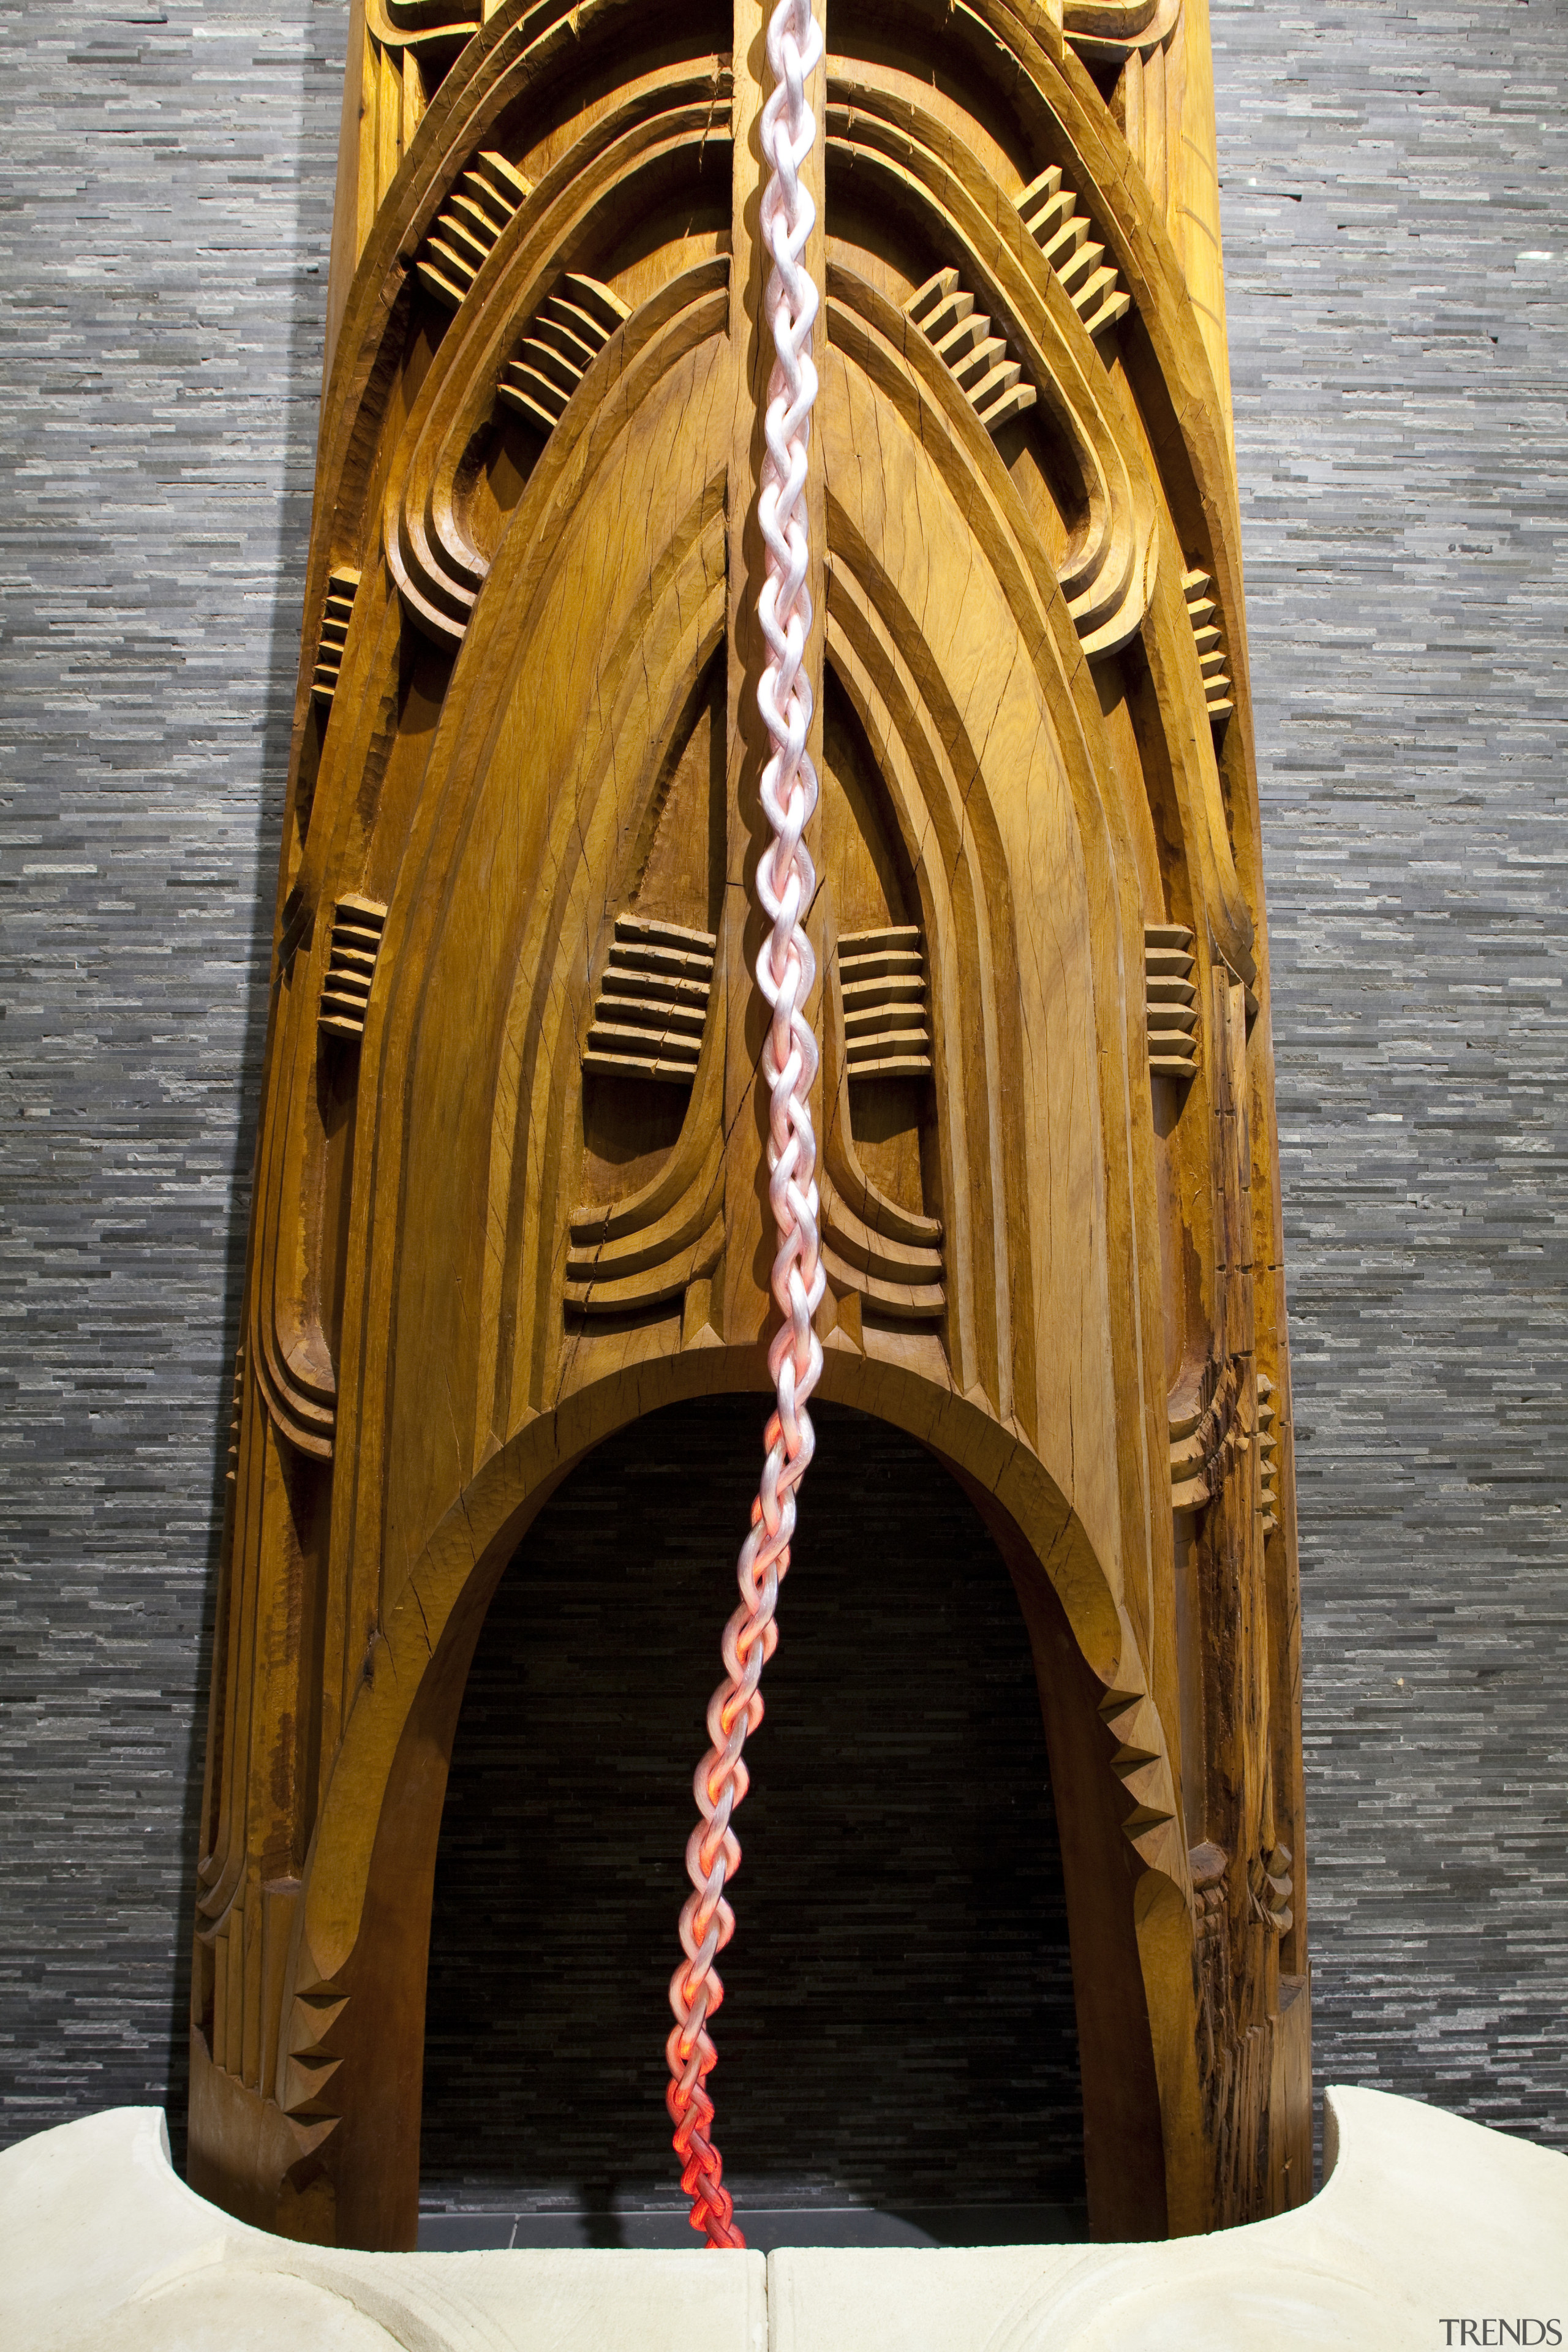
[189,0,1310,2252]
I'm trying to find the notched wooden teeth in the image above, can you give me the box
[1256,1370,1279,1534]
[905,268,1038,435]
[497,273,631,434]
[1250,1843,1294,1933]
[839,924,934,1079]
[414,151,533,311]
[1145,920,1198,1081]
[318,894,388,1042]
[311,567,361,709]
[1183,564,1235,723]
[1016,164,1132,341]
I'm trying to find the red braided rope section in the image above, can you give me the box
[663,0,826,2253]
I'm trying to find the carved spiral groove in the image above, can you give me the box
[665,0,826,2252]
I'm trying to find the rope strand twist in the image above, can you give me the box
[665,0,826,2252]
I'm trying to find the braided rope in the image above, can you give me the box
[664,0,826,2253]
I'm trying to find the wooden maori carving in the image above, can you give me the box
[189,0,1310,2250]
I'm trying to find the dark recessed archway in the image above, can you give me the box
[419,1395,1085,2249]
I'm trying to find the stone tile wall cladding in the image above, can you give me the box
[1,0,1564,2181]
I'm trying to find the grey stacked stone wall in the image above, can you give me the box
[0,0,342,2152]
[1,0,1563,2180]
[1217,0,1568,2143]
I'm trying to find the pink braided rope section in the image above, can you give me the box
[664,0,826,2253]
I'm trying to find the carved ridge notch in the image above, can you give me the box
[840,924,933,1079]
[1256,1371,1279,1535]
[311,568,360,709]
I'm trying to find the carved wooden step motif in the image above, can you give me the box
[1017,165,1132,341]
[839,925,934,1079]
[904,270,1037,435]
[282,1985,351,2132]
[1145,921,1199,1080]
[582,914,715,1085]
[310,568,360,708]
[414,151,532,310]
[1183,564,1235,723]
[1257,1371,1280,1535]
[497,274,631,435]
[318,895,388,1042]
[193,0,1313,2248]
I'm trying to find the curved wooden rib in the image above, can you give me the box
[823,0,1258,927]
[818,312,1191,1901]
[292,11,731,746]
[818,547,1019,1421]
[818,1181,945,1322]
[251,1273,337,1456]
[391,253,726,643]
[246,967,337,1460]
[827,58,1254,979]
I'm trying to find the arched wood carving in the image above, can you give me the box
[190,0,1310,2250]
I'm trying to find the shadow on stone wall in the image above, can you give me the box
[166,13,346,2175]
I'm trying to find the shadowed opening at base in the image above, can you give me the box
[418,1395,1086,2250]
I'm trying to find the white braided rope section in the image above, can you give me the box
[664,0,826,2254]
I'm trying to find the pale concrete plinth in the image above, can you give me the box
[772,2088,1567,2351]
[3,2088,1564,2350]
